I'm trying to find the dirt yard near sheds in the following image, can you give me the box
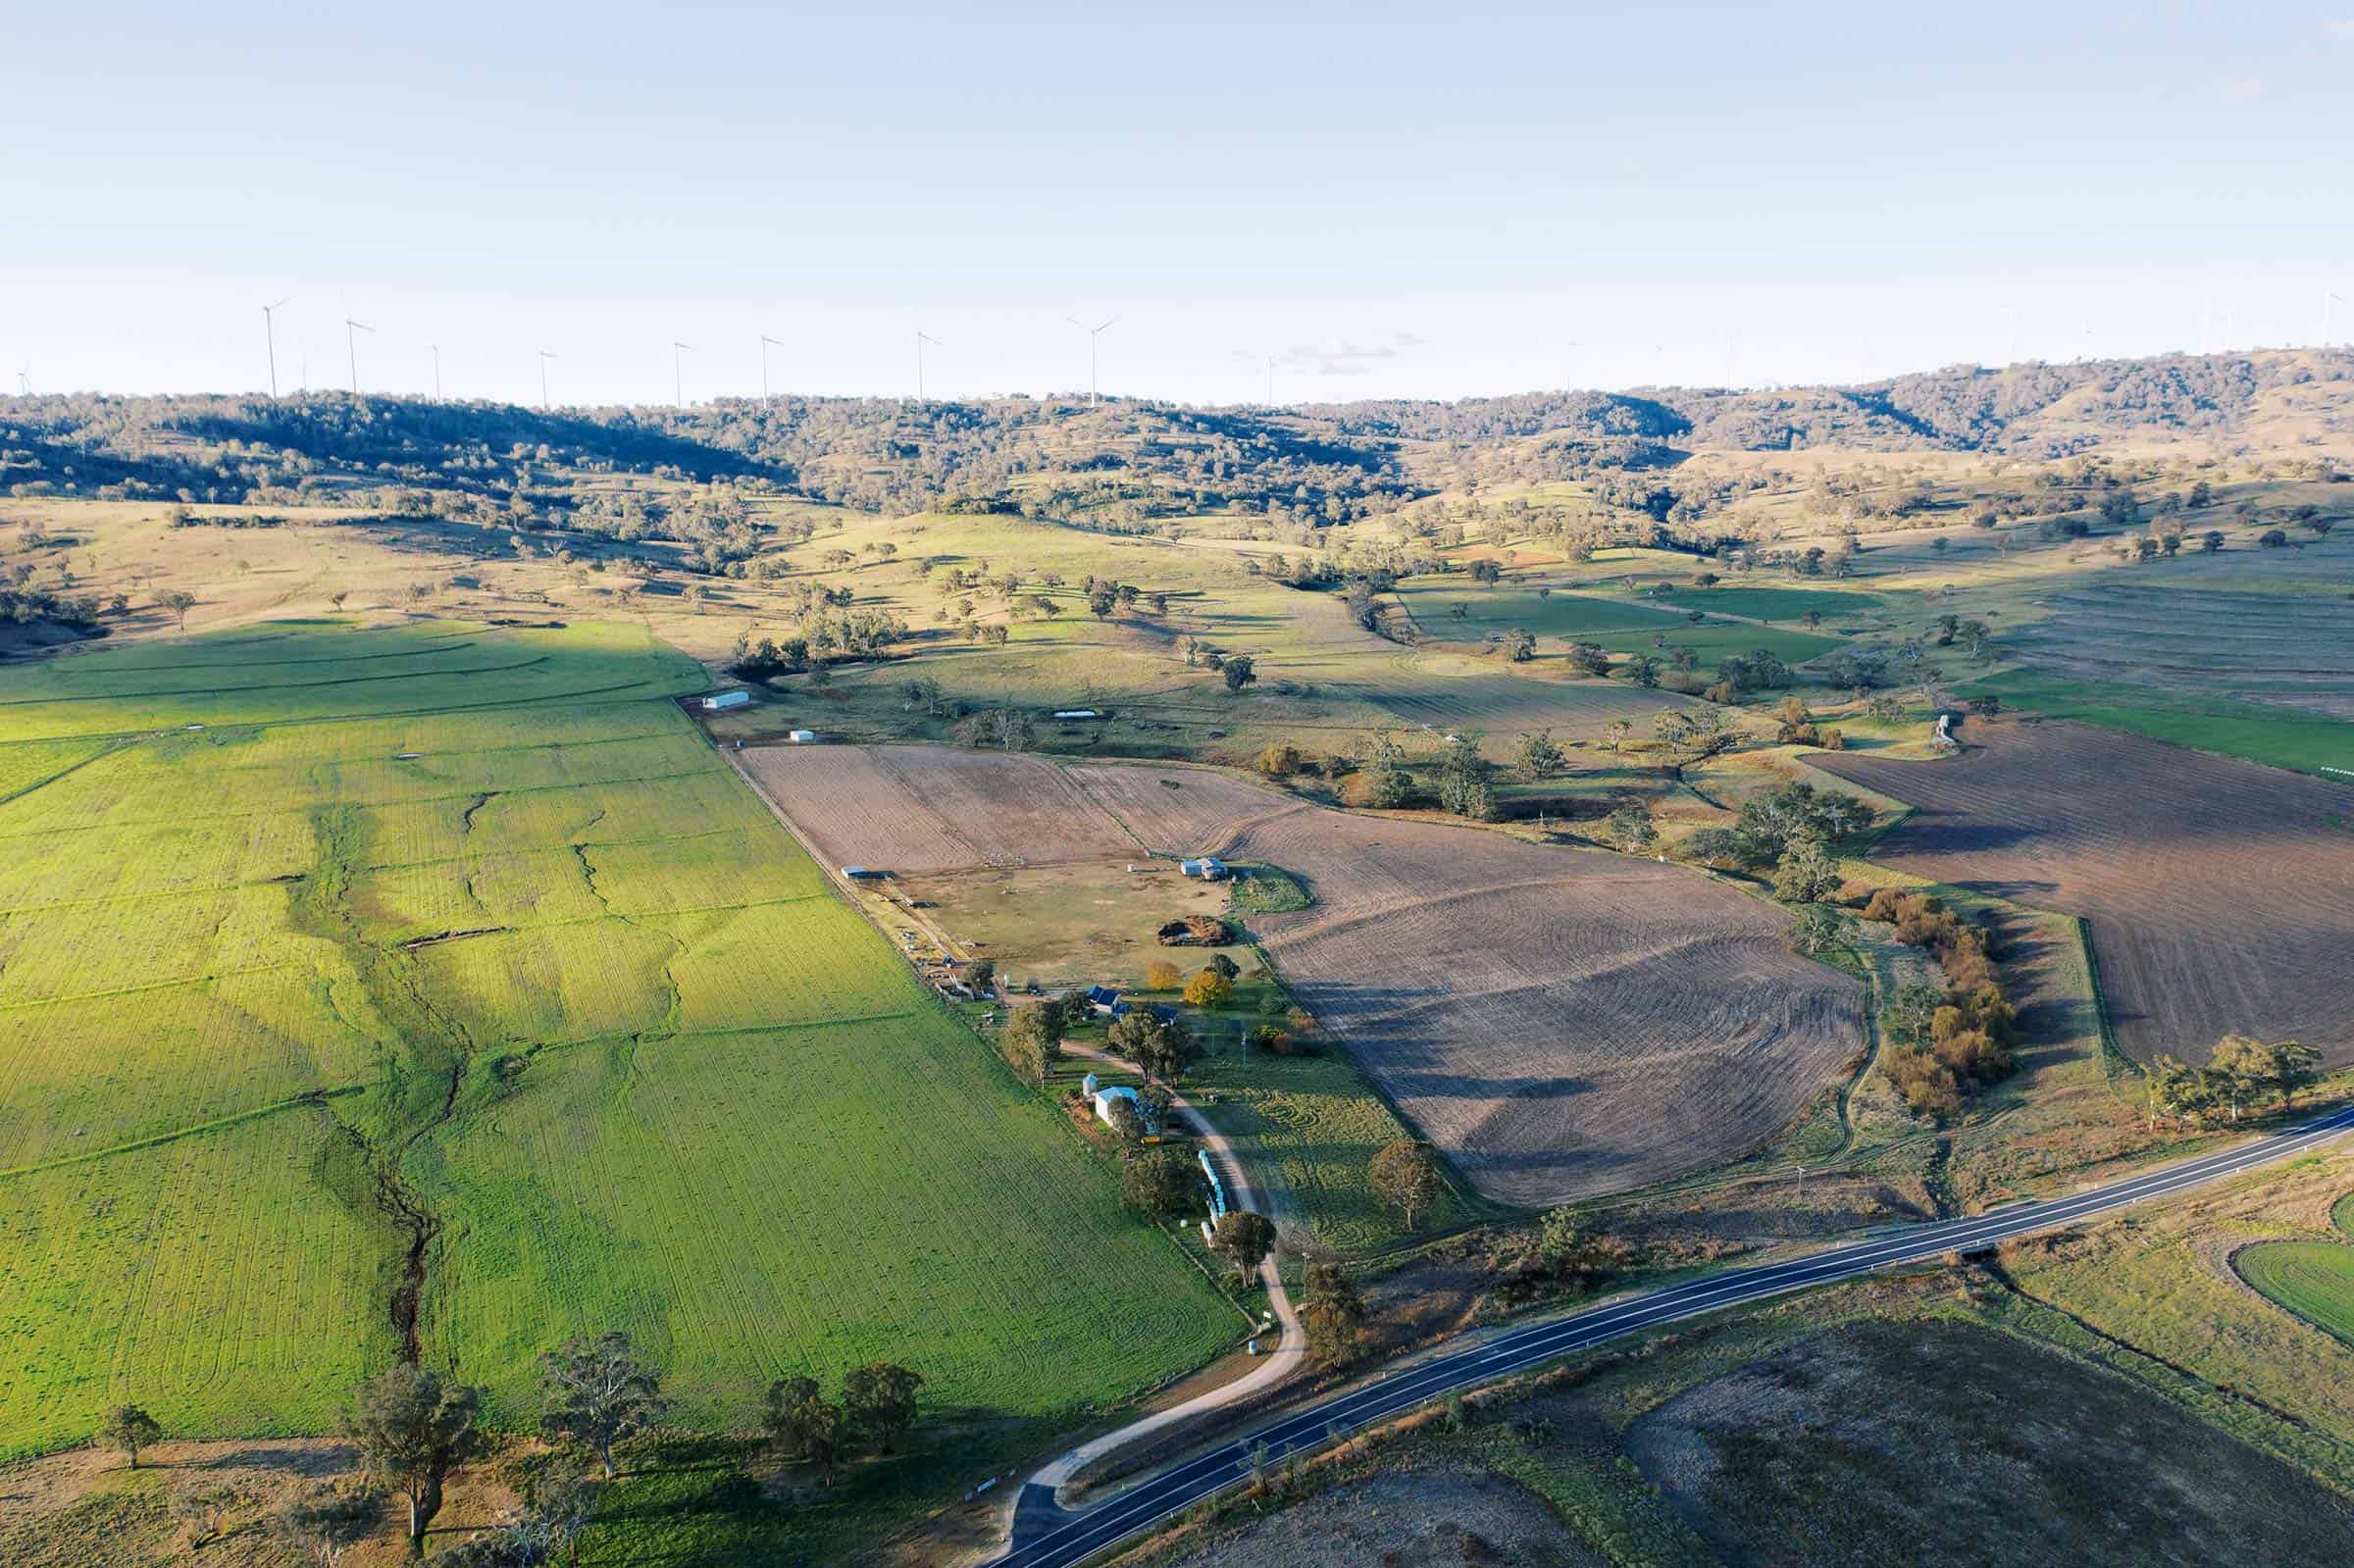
[755,745,1864,1205]
[1814,718,2354,1066]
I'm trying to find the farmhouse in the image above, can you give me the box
[1180,856,1230,881]
[700,689,751,712]
[1084,985,1129,1018]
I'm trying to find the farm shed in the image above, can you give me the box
[787,729,817,743]
[1092,1086,1151,1132]
[1053,708,1101,720]
[700,689,751,712]
[842,865,884,880]
[1180,856,1230,881]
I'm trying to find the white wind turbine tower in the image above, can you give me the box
[759,333,785,403]
[344,318,375,394]
[537,349,559,411]
[672,340,694,409]
[430,343,442,399]
[1066,315,1117,407]
[14,364,28,395]
[914,329,941,401]
[262,298,290,396]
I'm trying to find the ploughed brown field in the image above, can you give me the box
[744,744,1863,1205]
[1813,718,2354,1067]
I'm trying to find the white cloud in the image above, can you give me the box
[2325,18,2354,41]
[1274,337,1423,379]
[2212,76,2265,102]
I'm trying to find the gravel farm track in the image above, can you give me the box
[743,744,1863,1205]
[1813,717,2354,1067]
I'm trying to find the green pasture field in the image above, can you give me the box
[1394,581,1840,668]
[1640,584,1885,622]
[0,617,1241,1519]
[1957,669,2354,777]
[2237,1242,2354,1347]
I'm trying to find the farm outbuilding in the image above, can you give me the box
[788,729,817,743]
[842,865,883,880]
[1053,708,1101,720]
[1180,857,1230,881]
[700,689,751,712]
[1091,1086,1151,1132]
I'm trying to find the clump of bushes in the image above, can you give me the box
[1863,889,2020,1116]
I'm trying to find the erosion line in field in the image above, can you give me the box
[0,768,721,844]
[290,802,476,1366]
[0,1084,368,1184]
[0,734,143,811]
[0,654,554,710]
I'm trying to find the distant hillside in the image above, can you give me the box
[4,350,2348,528]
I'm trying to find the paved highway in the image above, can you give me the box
[994,1101,2354,1568]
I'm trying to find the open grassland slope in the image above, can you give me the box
[0,620,1234,1470]
[748,745,1863,1206]
[1813,718,2354,1068]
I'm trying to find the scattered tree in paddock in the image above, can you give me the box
[1514,729,1566,781]
[1368,1139,1442,1230]
[97,1402,161,1470]
[842,1362,925,1455]
[538,1331,669,1480]
[763,1377,845,1486]
[156,588,197,628]
[1223,654,1257,692]
[345,1365,482,1554]
[1600,805,1658,855]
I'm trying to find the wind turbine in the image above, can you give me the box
[1066,315,1117,407]
[2328,290,2346,347]
[344,318,374,394]
[262,298,290,397]
[672,340,694,408]
[915,329,941,401]
[13,365,27,396]
[430,343,442,399]
[759,333,785,402]
[537,349,559,411]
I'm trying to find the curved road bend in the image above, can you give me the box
[1034,1044,1305,1490]
[998,1102,2354,1568]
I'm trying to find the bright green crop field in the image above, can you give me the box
[0,619,1240,1537]
[2236,1242,2354,1347]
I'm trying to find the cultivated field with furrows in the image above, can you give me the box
[1074,764,1864,1203]
[1813,718,2354,1067]
[2008,582,2354,718]
[753,745,1864,1206]
[0,622,1236,1469]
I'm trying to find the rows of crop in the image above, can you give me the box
[0,968,384,1170]
[0,1112,398,1459]
[419,1019,1238,1426]
[0,809,315,912]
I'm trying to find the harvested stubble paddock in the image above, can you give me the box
[749,744,1864,1205]
[1813,718,2354,1067]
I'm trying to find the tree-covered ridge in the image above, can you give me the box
[3,349,2348,522]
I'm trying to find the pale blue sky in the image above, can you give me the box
[4,1,2349,404]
